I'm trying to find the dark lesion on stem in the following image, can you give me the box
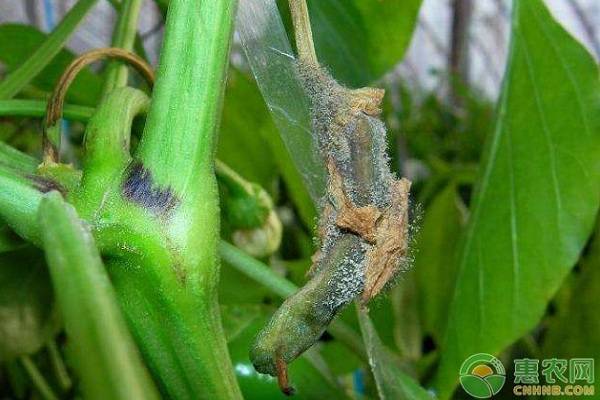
[122,162,179,216]
[28,174,68,194]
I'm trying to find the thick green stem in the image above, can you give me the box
[103,0,144,95]
[118,0,241,398]
[136,0,236,196]
[105,258,241,400]
[71,87,149,218]
[0,0,98,99]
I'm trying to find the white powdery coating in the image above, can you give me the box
[364,116,395,207]
[323,248,365,312]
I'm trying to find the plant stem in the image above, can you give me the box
[117,0,241,398]
[103,0,145,95]
[219,241,368,361]
[39,192,160,400]
[289,0,318,64]
[220,240,297,297]
[215,159,255,197]
[19,356,59,400]
[0,0,98,99]
[0,99,94,122]
[0,164,43,245]
[0,141,37,172]
[47,340,72,392]
[136,0,237,196]
[106,0,150,60]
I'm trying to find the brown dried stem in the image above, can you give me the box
[43,48,154,163]
[276,353,294,396]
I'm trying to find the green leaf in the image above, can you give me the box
[277,0,422,86]
[221,304,264,343]
[220,69,278,190]
[0,0,99,100]
[414,183,466,342]
[542,223,600,384]
[390,274,423,361]
[38,192,160,400]
[219,260,275,305]
[358,309,433,400]
[433,1,600,397]
[0,24,101,105]
[220,68,317,228]
[318,340,362,376]
[307,0,422,86]
[0,248,58,362]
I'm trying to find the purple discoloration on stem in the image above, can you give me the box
[122,162,178,215]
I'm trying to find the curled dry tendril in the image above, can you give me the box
[42,48,154,164]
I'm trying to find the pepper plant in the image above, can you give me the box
[0,0,599,399]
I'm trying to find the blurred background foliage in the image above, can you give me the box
[0,0,598,399]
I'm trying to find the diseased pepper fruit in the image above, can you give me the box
[250,2,413,392]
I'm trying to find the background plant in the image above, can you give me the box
[0,0,598,399]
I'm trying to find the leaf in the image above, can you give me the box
[433,1,600,397]
[0,24,101,105]
[221,304,264,343]
[38,192,160,400]
[542,223,600,384]
[219,257,274,305]
[357,309,433,400]
[390,273,423,361]
[219,69,278,191]
[318,340,362,376]
[0,0,99,100]
[0,247,59,362]
[237,0,327,202]
[277,0,422,86]
[220,68,317,229]
[414,183,466,343]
